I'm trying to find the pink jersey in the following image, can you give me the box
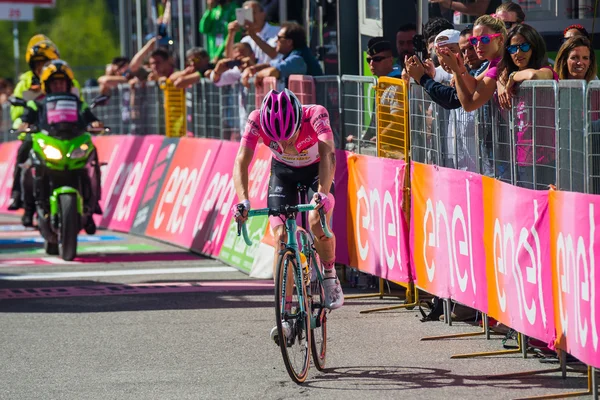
[241,105,334,167]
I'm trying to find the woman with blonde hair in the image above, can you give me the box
[435,14,507,112]
[554,35,596,82]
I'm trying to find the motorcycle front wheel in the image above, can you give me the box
[59,194,80,261]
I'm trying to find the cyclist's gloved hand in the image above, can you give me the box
[232,199,250,222]
[311,192,334,214]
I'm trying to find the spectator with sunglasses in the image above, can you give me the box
[170,47,215,88]
[496,24,558,189]
[496,24,556,109]
[495,1,526,30]
[437,15,506,112]
[241,22,322,88]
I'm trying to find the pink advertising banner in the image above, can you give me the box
[411,162,487,311]
[92,135,134,226]
[144,138,222,250]
[550,190,600,368]
[345,153,411,283]
[95,135,165,232]
[189,140,239,256]
[483,177,555,344]
[0,141,21,212]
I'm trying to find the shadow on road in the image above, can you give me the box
[305,364,589,393]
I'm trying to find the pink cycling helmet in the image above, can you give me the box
[259,89,302,142]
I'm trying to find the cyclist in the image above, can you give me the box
[9,40,61,214]
[232,89,344,343]
[19,60,103,233]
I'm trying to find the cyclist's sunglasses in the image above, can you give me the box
[367,55,390,63]
[506,42,531,54]
[468,33,502,45]
[504,21,517,29]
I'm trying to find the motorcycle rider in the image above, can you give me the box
[19,60,103,233]
[9,40,61,214]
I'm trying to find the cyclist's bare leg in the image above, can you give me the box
[309,207,343,309]
[308,208,336,273]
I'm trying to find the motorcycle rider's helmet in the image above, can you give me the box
[26,40,60,73]
[40,59,75,94]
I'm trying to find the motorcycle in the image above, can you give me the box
[9,95,109,261]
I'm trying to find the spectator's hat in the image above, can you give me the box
[435,29,461,46]
[367,37,392,56]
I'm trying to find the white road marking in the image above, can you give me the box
[0,266,238,280]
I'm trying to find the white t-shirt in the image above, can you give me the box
[241,23,280,64]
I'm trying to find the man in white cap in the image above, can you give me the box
[431,29,461,84]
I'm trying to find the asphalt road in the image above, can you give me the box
[0,215,592,400]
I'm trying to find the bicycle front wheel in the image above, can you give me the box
[275,250,311,383]
[309,252,327,371]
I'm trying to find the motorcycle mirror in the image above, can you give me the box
[8,96,27,108]
[90,95,110,109]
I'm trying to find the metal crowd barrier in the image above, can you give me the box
[314,76,343,149]
[586,80,600,195]
[558,80,586,193]
[0,103,11,143]
[341,75,377,156]
[376,76,409,160]
[5,73,600,199]
[511,80,558,190]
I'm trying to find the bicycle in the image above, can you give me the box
[236,185,333,383]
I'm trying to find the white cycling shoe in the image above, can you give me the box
[323,276,344,310]
[270,321,292,346]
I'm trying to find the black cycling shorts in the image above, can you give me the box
[267,159,335,210]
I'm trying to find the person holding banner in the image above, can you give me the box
[232,89,343,343]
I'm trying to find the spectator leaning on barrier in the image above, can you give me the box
[406,28,485,110]
[436,15,507,112]
[496,24,558,189]
[210,42,256,87]
[554,36,596,82]
[200,0,240,63]
[97,56,140,96]
[459,27,487,76]
[171,47,214,88]
[241,22,322,88]
[395,23,417,74]
[496,24,557,110]
[226,0,280,65]
[148,49,176,82]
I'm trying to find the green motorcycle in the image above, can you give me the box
[9,96,108,261]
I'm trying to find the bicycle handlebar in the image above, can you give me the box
[236,203,333,246]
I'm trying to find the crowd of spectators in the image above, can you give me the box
[97,0,321,95]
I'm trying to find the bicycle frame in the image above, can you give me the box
[239,203,333,329]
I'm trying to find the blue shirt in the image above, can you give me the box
[270,47,323,82]
[370,65,401,80]
[390,63,402,78]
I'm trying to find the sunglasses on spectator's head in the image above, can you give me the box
[367,55,389,63]
[506,42,531,54]
[504,21,517,29]
[468,33,502,45]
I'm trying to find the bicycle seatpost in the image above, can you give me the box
[297,184,308,230]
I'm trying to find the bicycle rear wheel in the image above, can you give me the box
[275,250,311,383]
[309,251,327,371]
